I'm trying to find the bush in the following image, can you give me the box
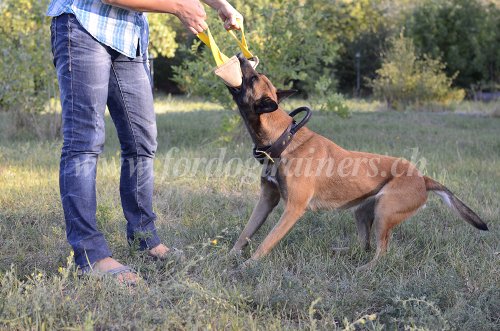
[370,33,465,110]
[310,76,350,118]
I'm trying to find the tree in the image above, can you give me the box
[407,0,500,88]
[370,33,464,110]
[320,0,427,95]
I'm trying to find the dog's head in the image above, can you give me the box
[228,54,296,116]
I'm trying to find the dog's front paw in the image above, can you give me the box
[356,261,376,272]
[228,247,243,257]
[227,266,243,281]
[241,258,258,270]
[227,258,260,282]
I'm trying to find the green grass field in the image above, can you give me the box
[0,97,499,330]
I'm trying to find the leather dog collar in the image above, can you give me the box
[253,107,312,164]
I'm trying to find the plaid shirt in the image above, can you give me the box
[47,0,149,58]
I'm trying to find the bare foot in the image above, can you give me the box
[148,244,170,259]
[93,257,140,284]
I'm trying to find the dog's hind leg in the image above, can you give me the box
[230,180,281,254]
[357,177,427,271]
[354,197,376,251]
[357,212,407,271]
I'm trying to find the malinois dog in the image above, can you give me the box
[227,54,488,270]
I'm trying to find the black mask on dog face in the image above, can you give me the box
[228,54,297,115]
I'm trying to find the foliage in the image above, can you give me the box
[0,2,179,115]
[370,33,465,110]
[322,93,350,118]
[0,0,63,138]
[0,1,55,111]
[147,13,180,58]
[151,0,500,94]
[407,0,500,88]
[173,0,341,110]
[305,0,427,94]
[310,76,350,118]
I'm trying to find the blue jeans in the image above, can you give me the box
[51,14,161,268]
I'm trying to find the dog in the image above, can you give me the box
[227,54,488,270]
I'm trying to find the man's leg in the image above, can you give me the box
[106,49,163,252]
[52,14,113,268]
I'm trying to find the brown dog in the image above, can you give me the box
[227,54,488,269]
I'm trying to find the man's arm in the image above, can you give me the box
[101,0,242,34]
[102,0,207,34]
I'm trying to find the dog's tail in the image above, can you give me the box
[424,176,488,231]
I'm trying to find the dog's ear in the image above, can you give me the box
[255,97,279,114]
[277,89,297,103]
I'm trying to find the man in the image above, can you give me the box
[48,0,242,283]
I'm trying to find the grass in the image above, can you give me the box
[0,96,499,330]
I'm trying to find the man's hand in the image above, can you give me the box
[217,2,243,30]
[173,0,208,34]
[203,0,243,30]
